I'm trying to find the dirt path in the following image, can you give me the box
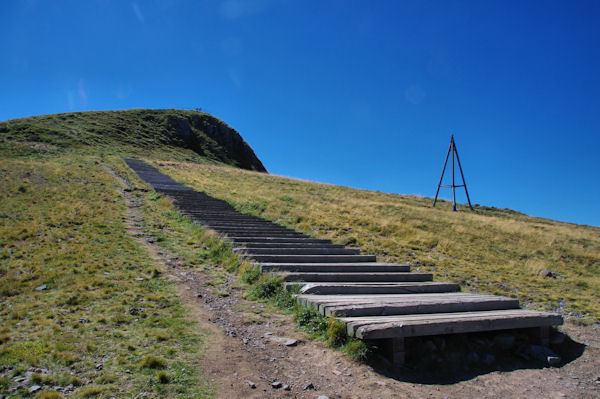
[107,165,600,399]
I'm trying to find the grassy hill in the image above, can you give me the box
[1,109,599,396]
[152,161,600,323]
[0,108,266,171]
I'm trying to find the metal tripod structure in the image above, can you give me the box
[433,135,473,211]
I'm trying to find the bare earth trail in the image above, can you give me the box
[106,165,600,398]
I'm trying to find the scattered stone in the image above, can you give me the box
[35,284,47,291]
[332,369,341,376]
[129,307,145,315]
[318,396,330,399]
[135,277,145,281]
[95,364,103,370]
[146,237,155,243]
[283,384,290,391]
[28,385,41,393]
[304,383,315,390]
[246,380,256,389]
[264,332,299,346]
[15,377,26,383]
[494,333,515,350]
[271,381,282,389]
[539,269,555,278]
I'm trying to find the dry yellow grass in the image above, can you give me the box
[151,160,600,323]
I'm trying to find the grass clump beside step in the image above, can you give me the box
[0,155,211,398]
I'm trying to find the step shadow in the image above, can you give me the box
[364,329,585,385]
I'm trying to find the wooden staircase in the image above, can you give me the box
[125,159,563,366]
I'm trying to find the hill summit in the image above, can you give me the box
[0,108,267,172]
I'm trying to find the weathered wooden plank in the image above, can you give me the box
[297,293,520,317]
[281,272,432,283]
[340,310,564,339]
[288,282,461,295]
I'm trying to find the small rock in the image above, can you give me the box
[135,277,145,281]
[318,396,330,399]
[95,364,103,370]
[539,269,555,278]
[129,308,145,315]
[196,293,202,298]
[29,385,42,393]
[246,380,256,389]
[283,384,290,391]
[332,370,341,376]
[35,284,47,291]
[304,383,314,390]
[146,237,155,243]
[15,377,26,383]
[271,381,282,389]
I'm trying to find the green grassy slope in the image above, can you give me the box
[0,109,265,397]
[0,156,213,397]
[0,109,266,171]
[153,161,600,324]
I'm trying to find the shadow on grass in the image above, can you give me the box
[364,329,585,385]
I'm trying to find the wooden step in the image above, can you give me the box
[240,243,346,249]
[235,247,361,255]
[297,293,520,317]
[281,272,432,282]
[230,237,332,244]
[340,309,564,339]
[259,262,410,272]
[245,254,376,263]
[286,281,460,295]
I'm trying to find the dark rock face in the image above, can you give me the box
[166,113,267,172]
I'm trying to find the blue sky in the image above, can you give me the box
[1,0,599,226]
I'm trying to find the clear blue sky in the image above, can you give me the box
[2,1,599,226]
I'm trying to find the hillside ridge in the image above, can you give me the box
[0,108,267,172]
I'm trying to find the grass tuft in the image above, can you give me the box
[140,355,167,369]
[157,371,170,384]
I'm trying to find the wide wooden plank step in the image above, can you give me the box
[245,254,376,263]
[234,247,361,255]
[297,293,519,317]
[231,237,332,244]
[286,281,460,295]
[260,262,410,272]
[240,243,346,249]
[223,232,307,237]
[340,309,564,339]
[281,272,432,282]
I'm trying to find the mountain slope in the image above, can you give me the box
[0,109,266,171]
[152,160,600,323]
